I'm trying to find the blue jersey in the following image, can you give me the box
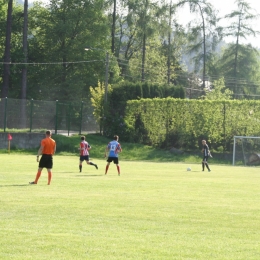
[107,140,121,157]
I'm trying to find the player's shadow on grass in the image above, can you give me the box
[0,184,29,187]
[75,174,102,177]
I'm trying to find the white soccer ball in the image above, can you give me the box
[187,167,191,171]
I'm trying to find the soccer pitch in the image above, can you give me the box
[1,154,260,260]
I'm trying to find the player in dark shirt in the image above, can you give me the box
[201,140,211,172]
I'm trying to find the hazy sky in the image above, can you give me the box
[24,0,260,47]
[176,0,260,47]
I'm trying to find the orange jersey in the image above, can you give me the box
[41,137,56,155]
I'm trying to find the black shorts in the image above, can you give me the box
[39,154,53,169]
[202,156,209,162]
[80,155,90,162]
[107,157,119,164]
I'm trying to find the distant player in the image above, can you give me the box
[105,135,122,176]
[79,136,98,172]
[201,139,211,172]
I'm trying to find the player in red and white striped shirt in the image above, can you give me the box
[79,136,98,172]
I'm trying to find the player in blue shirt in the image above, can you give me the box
[105,135,122,175]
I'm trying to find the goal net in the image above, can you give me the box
[233,136,260,166]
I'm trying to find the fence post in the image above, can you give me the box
[30,99,33,132]
[4,97,8,132]
[223,101,226,150]
[67,102,71,136]
[55,100,58,134]
[79,101,83,135]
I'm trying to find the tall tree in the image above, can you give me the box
[221,0,259,95]
[20,0,28,128]
[123,0,166,81]
[21,0,28,100]
[27,0,110,101]
[176,0,220,88]
[1,0,13,98]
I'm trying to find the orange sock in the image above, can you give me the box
[48,171,52,185]
[34,171,42,184]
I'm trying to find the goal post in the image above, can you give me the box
[233,136,260,166]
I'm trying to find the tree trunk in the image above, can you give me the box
[20,0,28,128]
[21,0,28,100]
[141,33,146,82]
[1,0,13,99]
[111,0,116,54]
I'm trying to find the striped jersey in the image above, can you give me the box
[203,144,210,156]
[80,141,90,156]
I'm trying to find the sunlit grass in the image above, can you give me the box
[1,154,260,259]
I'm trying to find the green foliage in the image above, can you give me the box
[217,44,260,96]
[124,98,260,151]
[203,77,233,100]
[103,82,185,140]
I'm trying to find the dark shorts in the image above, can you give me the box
[202,156,209,162]
[107,157,119,164]
[80,155,90,162]
[39,154,53,169]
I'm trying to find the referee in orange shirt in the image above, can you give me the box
[29,130,56,185]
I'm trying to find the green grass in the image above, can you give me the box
[1,154,260,259]
[0,133,229,165]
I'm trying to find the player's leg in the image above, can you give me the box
[47,168,52,185]
[30,167,43,184]
[105,159,112,174]
[45,156,54,184]
[86,156,98,169]
[79,156,83,172]
[202,159,205,171]
[30,154,46,184]
[204,157,211,172]
[114,158,120,175]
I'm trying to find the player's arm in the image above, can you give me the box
[78,143,84,151]
[36,145,44,161]
[53,144,56,155]
[104,146,109,157]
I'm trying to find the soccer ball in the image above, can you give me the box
[187,167,191,171]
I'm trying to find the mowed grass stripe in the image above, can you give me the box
[0,155,260,259]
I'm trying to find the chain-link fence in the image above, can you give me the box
[0,98,99,135]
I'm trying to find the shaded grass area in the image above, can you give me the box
[0,133,232,165]
[1,155,260,259]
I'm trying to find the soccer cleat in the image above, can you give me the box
[95,164,98,170]
[208,170,211,172]
[29,181,36,184]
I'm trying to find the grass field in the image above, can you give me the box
[1,154,260,259]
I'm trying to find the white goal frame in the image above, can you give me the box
[233,136,260,166]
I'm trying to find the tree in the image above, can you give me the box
[221,0,259,96]
[27,0,110,101]
[1,0,13,98]
[21,0,28,100]
[118,0,166,82]
[90,81,112,133]
[203,77,233,100]
[176,0,221,88]
[217,44,260,98]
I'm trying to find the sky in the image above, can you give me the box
[175,0,260,48]
[24,0,260,47]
